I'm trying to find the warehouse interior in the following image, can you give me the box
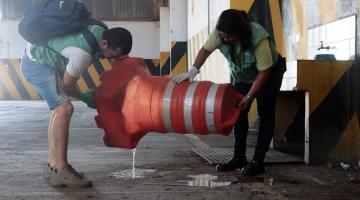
[0,0,359,199]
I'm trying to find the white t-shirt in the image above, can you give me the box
[26,44,92,77]
[60,47,92,77]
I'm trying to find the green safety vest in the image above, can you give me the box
[218,22,278,84]
[29,25,105,71]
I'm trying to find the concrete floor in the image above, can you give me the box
[1,101,360,200]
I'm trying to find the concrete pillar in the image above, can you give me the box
[160,7,171,75]
[187,0,230,83]
[170,0,188,76]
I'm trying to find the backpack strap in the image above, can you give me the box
[81,29,100,58]
[81,18,108,59]
[42,27,100,61]
[44,22,107,65]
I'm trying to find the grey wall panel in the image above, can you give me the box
[282,0,298,61]
[336,0,357,18]
[303,0,321,29]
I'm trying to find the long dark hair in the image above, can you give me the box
[216,9,252,49]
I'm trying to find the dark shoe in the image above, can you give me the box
[241,160,265,176]
[216,158,248,172]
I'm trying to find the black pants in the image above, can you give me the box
[232,55,286,162]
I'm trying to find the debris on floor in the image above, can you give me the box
[340,162,351,170]
[263,177,274,186]
[348,174,360,184]
[179,174,234,187]
[327,161,360,171]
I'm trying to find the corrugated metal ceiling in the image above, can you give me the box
[0,0,167,21]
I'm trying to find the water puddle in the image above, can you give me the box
[108,148,157,180]
[109,168,157,180]
[179,174,233,187]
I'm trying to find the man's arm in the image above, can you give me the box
[60,47,96,108]
[60,47,92,97]
[62,71,96,109]
[62,72,81,98]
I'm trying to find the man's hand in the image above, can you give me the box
[172,66,199,84]
[79,90,96,109]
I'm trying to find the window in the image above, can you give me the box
[308,15,356,60]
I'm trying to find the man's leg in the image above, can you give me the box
[51,100,73,171]
[20,54,91,187]
[42,113,56,179]
[44,101,73,178]
[49,100,92,187]
[48,112,56,166]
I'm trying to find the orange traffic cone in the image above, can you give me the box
[94,56,243,149]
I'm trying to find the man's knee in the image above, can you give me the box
[53,101,74,118]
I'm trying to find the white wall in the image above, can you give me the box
[105,21,160,59]
[186,0,230,84]
[160,7,170,52]
[0,21,160,59]
[187,0,229,39]
[170,0,187,41]
[280,61,298,91]
[209,0,230,28]
[187,0,208,39]
[0,21,25,59]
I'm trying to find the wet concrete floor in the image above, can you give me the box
[0,101,360,200]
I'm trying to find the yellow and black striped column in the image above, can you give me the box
[231,0,286,56]
[296,60,360,162]
[170,41,187,76]
[145,51,170,76]
[0,59,40,100]
[275,60,360,163]
[144,59,161,76]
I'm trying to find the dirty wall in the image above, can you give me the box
[280,0,360,162]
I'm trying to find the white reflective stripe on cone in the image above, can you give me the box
[183,81,199,133]
[205,83,219,133]
[162,81,175,132]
